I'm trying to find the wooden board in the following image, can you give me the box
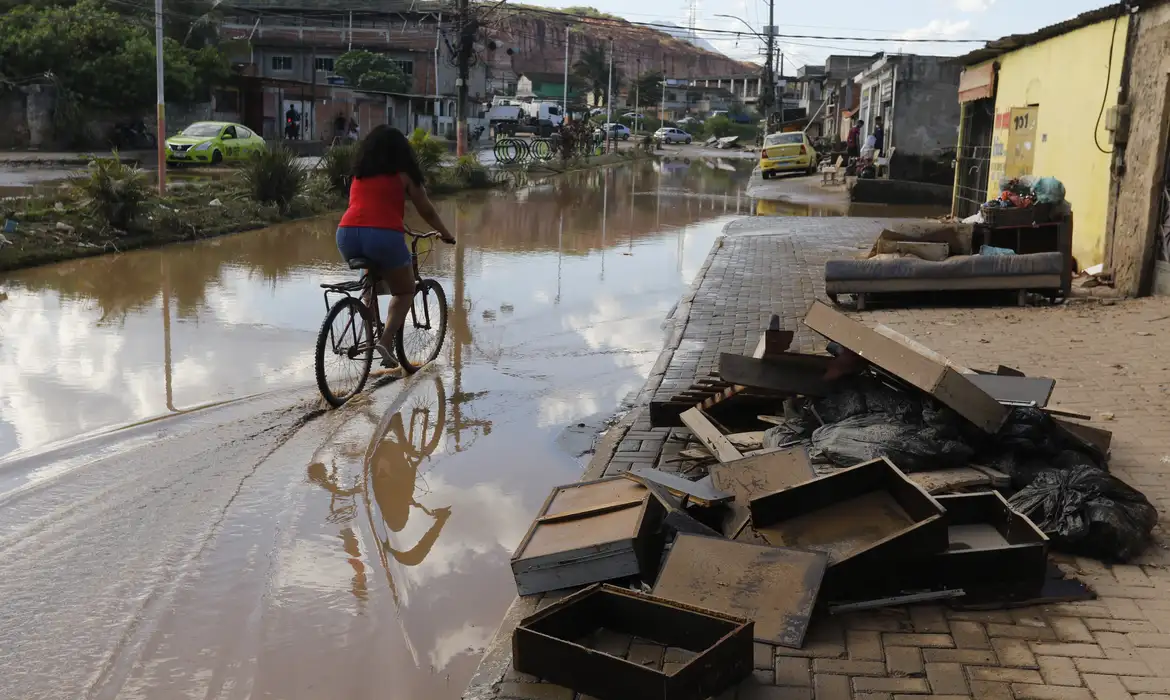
[873,324,972,374]
[709,448,816,536]
[624,468,734,507]
[1052,417,1112,456]
[908,467,992,495]
[967,374,1056,407]
[680,407,743,463]
[803,301,1008,433]
[718,353,834,397]
[726,431,766,450]
[652,534,827,648]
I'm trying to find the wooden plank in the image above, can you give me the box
[681,407,743,463]
[968,374,1056,407]
[1052,417,1112,456]
[907,467,992,495]
[725,431,766,450]
[757,415,785,426]
[1044,407,1092,420]
[718,353,834,397]
[804,301,1008,433]
[971,464,1012,489]
[652,534,827,648]
[623,468,734,507]
[537,499,644,525]
[709,448,816,536]
[873,324,973,374]
[679,448,715,461]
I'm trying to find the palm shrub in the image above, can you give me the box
[71,152,151,230]
[240,147,306,213]
[455,154,490,188]
[409,128,447,179]
[319,142,357,195]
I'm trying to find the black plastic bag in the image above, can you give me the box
[809,413,975,472]
[1008,467,1158,562]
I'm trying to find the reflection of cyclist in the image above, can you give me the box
[369,412,451,567]
[307,462,368,600]
[335,126,457,372]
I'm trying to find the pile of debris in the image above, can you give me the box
[505,301,1158,700]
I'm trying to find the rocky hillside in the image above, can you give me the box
[484,7,758,87]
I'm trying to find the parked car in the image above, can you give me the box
[621,111,641,119]
[758,131,818,179]
[654,127,692,145]
[596,123,631,140]
[165,121,266,166]
[675,116,701,128]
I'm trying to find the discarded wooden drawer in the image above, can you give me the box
[511,478,665,596]
[748,457,947,595]
[909,492,1049,600]
[652,534,827,648]
[513,583,753,700]
[803,301,1009,433]
[625,467,735,507]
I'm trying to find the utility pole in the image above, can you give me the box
[635,56,641,134]
[764,0,775,125]
[660,54,667,124]
[154,0,166,194]
[456,0,472,156]
[606,36,614,153]
[563,25,570,112]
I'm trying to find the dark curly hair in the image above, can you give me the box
[352,125,425,185]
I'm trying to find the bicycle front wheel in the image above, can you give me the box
[395,278,448,373]
[315,296,374,407]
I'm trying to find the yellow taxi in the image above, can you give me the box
[758,131,818,179]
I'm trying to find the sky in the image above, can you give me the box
[525,0,1113,70]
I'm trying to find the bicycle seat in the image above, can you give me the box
[347,257,372,270]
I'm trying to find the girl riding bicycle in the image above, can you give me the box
[336,125,456,371]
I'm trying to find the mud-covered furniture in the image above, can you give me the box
[824,250,1066,310]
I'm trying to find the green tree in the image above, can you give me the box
[632,71,664,108]
[573,42,622,107]
[0,0,227,108]
[704,114,733,138]
[335,50,410,93]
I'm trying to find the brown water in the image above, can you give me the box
[0,159,774,700]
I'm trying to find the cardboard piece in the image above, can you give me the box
[803,301,1009,433]
[652,534,828,648]
[513,584,753,700]
[512,478,665,596]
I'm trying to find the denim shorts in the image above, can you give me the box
[336,226,412,270]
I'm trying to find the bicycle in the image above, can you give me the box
[314,228,450,407]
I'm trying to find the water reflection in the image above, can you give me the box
[0,159,756,459]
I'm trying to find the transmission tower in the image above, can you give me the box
[687,0,698,41]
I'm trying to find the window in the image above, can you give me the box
[223,125,238,139]
[237,126,253,138]
[315,57,334,72]
[548,106,560,116]
[271,56,293,71]
[764,133,804,146]
[394,59,414,77]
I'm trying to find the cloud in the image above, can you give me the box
[899,19,972,40]
[955,0,995,11]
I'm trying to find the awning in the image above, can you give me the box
[958,63,996,103]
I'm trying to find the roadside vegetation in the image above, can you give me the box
[0,131,495,271]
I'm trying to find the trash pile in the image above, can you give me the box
[965,175,1069,228]
[506,301,1156,700]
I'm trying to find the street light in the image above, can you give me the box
[715,12,775,123]
[714,13,766,41]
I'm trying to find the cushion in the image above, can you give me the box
[825,252,1065,282]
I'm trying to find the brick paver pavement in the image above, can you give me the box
[465,216,1170,700]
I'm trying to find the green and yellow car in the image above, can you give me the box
[165,121,266,166]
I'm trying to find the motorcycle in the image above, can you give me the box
[111,120,157,150]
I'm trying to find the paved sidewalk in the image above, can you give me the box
[466,216,1170,700]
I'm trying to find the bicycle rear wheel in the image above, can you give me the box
[315,296,374,407]
[395,278,448,373]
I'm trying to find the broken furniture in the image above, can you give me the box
[511,477,665,596]
[652,534,826,648]
[824,251,1067,310]
[708,448,816,537]
[624,468,734,507]
[748,457,947,597]
[820,155,844,185]
[804,301,1009,433]
[513,583,753,700]
[973,217,1073,298]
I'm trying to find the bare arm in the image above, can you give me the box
[401,173,456,243]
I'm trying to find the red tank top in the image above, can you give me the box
[338,173,406,230]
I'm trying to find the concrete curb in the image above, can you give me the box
[461,235,726,700]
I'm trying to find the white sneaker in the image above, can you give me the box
[374,344,400,370]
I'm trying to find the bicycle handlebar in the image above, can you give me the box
[404,228,454,244]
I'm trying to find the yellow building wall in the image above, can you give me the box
[977,16,1128,267]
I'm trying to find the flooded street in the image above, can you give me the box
[0,159,762,700]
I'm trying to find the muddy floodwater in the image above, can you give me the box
[0,159,943,700]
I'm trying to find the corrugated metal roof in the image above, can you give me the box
[953,3,1128,66]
